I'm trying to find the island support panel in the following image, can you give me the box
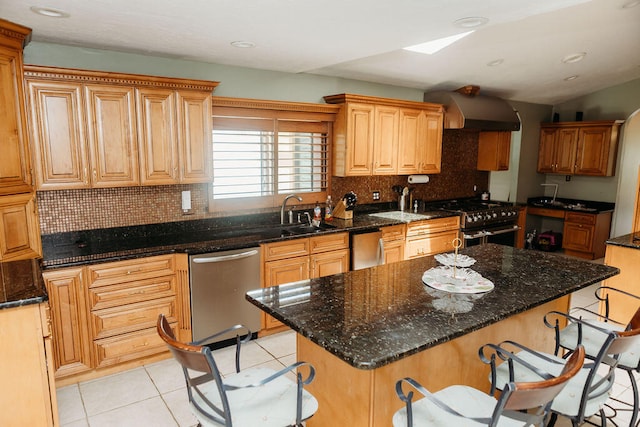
[297,296,569,427]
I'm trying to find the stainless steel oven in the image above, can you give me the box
[425,198,520,248]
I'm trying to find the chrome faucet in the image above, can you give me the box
[281,194,302,224]
[541,183,559,204]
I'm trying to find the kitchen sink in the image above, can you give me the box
[276,222,337,236]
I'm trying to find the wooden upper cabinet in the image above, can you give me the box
[575,125,619,176]
[537,121,622,176]
[177,91,213,183]
[477,131,511,171]
[340,103,375,176]
[85,85,139,187]
[137,88,178,185]
[373,105,399,174]
[0,192,41,261]
[0,20,33,195]
[26,80,89,189]
[419,110,443,174]
[537,127,578,174]
[324,94,444,177]
[23,65,219,190]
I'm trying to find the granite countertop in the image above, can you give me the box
[40,205,458,268]
[246,243,619,370]
[606,233,640,249]
[527,196,615,213]
[0,258,47,310]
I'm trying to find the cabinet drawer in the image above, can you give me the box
[93,323,175,368]
[406,230,459,259]
[263,238,310,261]
[88,275,176,310]
[527,207,565,219]
[310,232,349,254]
[87,255,175,288]
[406,216,459,236]
[91,297,177,339]
[381,224,406,242]
[564,212,596,225]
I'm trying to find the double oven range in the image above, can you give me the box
[424,198,521,247]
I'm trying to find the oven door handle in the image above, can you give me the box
[463,231,487,240]
[484,225,521,236]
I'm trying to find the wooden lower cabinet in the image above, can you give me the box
[261,233,349,332]
[562,211,612,259]
[43,253,190,384]
[0,303,58,427]
[381,224,406,264]
[405,216,460,259]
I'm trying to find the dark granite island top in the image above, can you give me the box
[247,243,619,426]
[246,243,619,370]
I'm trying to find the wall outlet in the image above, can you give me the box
[372,191,380,200]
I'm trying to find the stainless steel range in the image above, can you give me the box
[426,198,520,247]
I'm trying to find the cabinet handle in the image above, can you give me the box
[84,167,88,184]
[133,341,149,348]
[126,268,142,274]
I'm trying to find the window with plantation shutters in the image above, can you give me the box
[210,98,337,212]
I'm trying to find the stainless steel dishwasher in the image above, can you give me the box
[189,247,261,344]
[350,229,384,270]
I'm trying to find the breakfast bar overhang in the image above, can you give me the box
[246,244,619,426]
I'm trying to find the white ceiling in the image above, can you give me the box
[2,0,639,104]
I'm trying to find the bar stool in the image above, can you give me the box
[392,344,585,427]
[490,306,640,427]
[156,314,318,427]
[546,286,640,426]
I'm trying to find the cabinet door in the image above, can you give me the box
[372,105,398,174]
[555,128,578,174]
[136,88,178,185]
[397,108,422,174]
[0,304,57,427]
[345,103,374,176]
[418,110,443,173]
[177,91,213,183]
[85,85,139,187]
[537,128,557,173]
[263,257,310,329]
[0,192,41,260]
[477,131,510,171]
[0,46,32,194]
[575,126,611,176]
[563,222,594,253]
[383,240,404,264]
[26,80,90,189]
[310,248,349,278]
[43,267,93,378]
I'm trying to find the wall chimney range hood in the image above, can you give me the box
[424,85,520,131]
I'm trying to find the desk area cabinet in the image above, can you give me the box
[537,121,623,176]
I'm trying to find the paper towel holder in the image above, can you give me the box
[408,175,429,184]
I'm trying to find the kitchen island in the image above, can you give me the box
[246,243,619,426]
[602,233,640,322]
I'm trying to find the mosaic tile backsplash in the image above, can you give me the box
[37,130,488,234]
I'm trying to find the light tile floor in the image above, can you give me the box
[57,283,638,426]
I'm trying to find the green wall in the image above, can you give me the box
[24,42,423,103]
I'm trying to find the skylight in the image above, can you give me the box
[403,31,474,55]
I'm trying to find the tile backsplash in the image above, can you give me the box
[37,129,487,234]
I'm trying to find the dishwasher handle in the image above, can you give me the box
[192,249,259,264]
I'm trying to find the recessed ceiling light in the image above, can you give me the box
[622,0,640,8]
[230,41,255,48]
[564,75,579,81]
[487,59,504,67]
[30,6,70,18]
[562,52,587,64]
[453,17,489,29]
[404,31,474,55]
